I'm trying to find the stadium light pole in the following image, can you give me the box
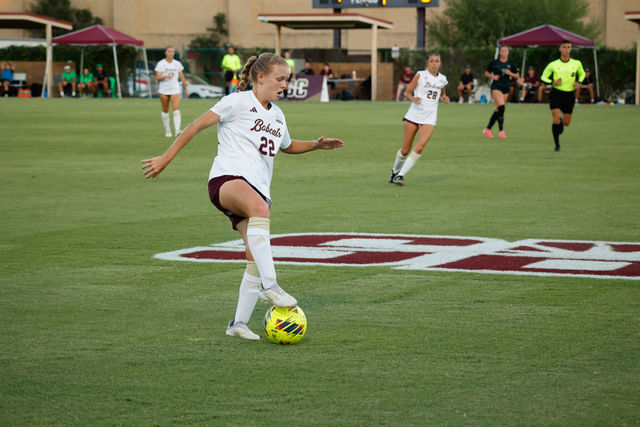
[417,8,425,48]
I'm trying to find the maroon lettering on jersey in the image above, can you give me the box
[250,118,282,138]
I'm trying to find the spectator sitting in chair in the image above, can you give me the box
[575,67,595,103]
[319,62,335,90]
[77,68,94,97]
[457,64,474,103]
[59,65,76,97]
[1,62,15,97]
[519,66,540,103]
[299,61,314,76]
[93,64,110,97]
[395,65,415,102]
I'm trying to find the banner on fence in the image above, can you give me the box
[280,75,329,102]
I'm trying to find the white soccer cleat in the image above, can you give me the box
[226,320,260,340]
[164,129,172,137]
[259,283,297,308]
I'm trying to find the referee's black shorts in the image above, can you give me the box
[549,88,576,114]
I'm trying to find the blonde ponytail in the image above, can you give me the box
[235,53,289,92]
[236,56,257,92]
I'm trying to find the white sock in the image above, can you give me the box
[246,217,276,289]
[234,262,261,324]
[393,150,408,173]
[399,151,421,176]
[161,112,170,132]
[173,110,181,133]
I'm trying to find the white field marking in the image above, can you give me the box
[523,259,631,271]
[500,239,640,261]
[152,233,640,280]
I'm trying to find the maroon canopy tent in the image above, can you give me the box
[497,24,600,97]
[52,24,151,98]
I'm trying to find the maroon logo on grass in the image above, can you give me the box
[153,233,640,280]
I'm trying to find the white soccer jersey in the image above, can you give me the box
[155,59,184,95]
[209,91,292,200]
[404,70,448,125]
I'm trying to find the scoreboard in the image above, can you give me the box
[312,0,439,8]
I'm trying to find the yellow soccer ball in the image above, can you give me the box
[264,305,307,345]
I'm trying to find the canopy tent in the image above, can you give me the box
[498,24,600,98]
[52,24,151,98]
[0,13,72,97]
[257,13,393,101]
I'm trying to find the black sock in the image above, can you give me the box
[497,105,505,131]
[558,121,564,135]
[487,111,498,129]
[552,123,561,146]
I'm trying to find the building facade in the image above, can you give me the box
[1,0,637,49]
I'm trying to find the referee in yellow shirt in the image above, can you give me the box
[221,46,242,95]
[540,39,586,152]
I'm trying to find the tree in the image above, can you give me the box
[189,13,229,50]
[29,0,103,37]
[427,0,600,48]
[188,13,229,79]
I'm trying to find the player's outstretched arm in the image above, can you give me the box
[281,136,344,154]
[141,110,220,179]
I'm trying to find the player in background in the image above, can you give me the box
[389,52,449,186]
[155,46,188,137]
[540,40,585,152]
[141,53,343,340]
[483,46,519,139]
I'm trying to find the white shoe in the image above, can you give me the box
[174,129,182,137]
[458,98,463,104]
[259,283,297,308]
[60,92,64,98]
[164,129,172,137]
[468,98,473,104]
[226,320,260,340]
[72,92,76,97]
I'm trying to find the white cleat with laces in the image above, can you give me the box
[259,283,297,308]
[226,320,260,340]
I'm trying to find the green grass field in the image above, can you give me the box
[1,98,639,425]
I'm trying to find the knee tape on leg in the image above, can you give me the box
[408,151,421,162]
[247,217,270,235]
[245,261,260,277]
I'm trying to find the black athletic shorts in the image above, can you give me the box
[490,82,510,94]
[549,88,576,114]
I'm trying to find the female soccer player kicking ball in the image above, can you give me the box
[142,53,344,340]
[389,52,449,186]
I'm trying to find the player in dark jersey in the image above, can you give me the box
[483,46,519,140]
